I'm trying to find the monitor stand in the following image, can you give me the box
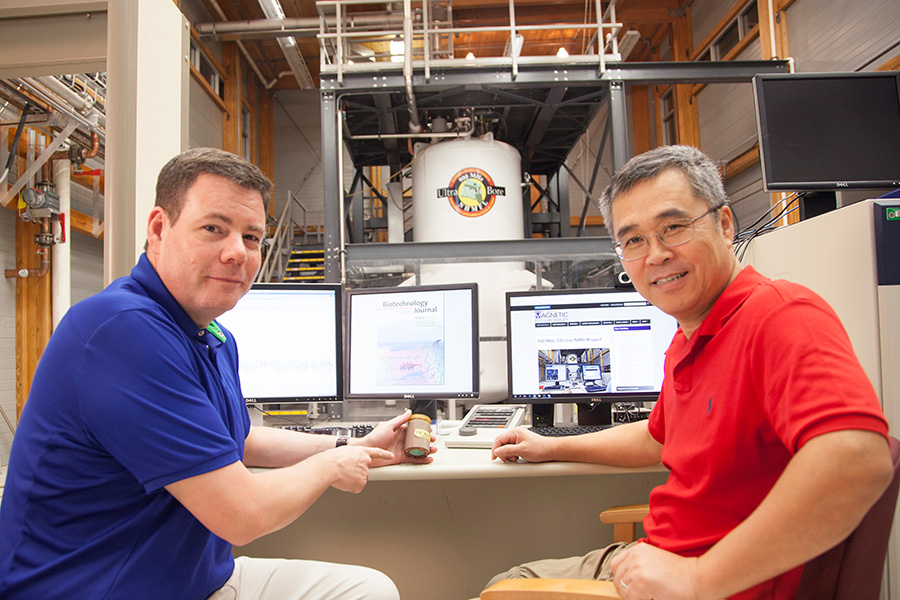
[577,402,613,426]
[531,404,554,428]
[530,402,613,428]
[409,398,437,420]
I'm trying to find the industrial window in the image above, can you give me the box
[714,22,741,58]
[661,89,676,145]
[190,40,225,100]
[741,2,759,33]
[698,1,759,61]
[241,107,251,159]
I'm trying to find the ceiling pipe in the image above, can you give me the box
[205,0,272,88]
[195,13,411,40]
[35,76,93,115]
[15,78,106,138]
[402,0,421,134]
[265,70,294,90]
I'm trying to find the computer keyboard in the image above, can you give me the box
[528,424,617,437]
[274,424,375,438]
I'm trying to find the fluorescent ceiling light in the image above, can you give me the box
[257,0,314,89]
[556,47,569,58]
[258,0,286,20]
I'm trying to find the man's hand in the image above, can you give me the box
[491,427,555,463]
[609,542,702,600]
[326,446,395,493]
[356,409,437,466]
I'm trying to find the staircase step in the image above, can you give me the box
[283,275,326,281]
[285,266,324,273]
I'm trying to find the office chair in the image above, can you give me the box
[481,435,900,600]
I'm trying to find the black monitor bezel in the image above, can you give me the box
[505,287,676,405]
[752,71,900,192]
[218,281,344,405]
[343,282,480,401]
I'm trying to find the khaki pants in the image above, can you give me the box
[478,542,632,598]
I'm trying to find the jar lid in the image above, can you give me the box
[409,413,432,423]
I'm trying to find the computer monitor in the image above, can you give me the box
[216,282,343,405]
[345,283,479,417]
[506,287,679,426]
[752,71,900,192]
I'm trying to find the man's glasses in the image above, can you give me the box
[613,206,721,261]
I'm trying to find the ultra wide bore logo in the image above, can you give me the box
[438,168,506,217]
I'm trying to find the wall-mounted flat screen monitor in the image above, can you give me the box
[507,287,678,405]
[216,283,343,404]
[345,283,479,405]
[752,71,900,191]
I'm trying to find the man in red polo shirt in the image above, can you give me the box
[487,145,892,600]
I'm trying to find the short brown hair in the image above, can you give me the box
[154,147,272,224]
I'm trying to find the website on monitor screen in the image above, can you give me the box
[508,291,678,400]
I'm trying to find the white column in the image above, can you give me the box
[52,159,71,328]
[104,0,189,283]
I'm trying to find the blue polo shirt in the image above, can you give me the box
[0,254,250,599]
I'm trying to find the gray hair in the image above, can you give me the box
[155,147,272,224]
[598,145,728,236]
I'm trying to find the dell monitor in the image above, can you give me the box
[216,282,343,405]
[752,71,900,192]
[345,283,479,418]
[506,287,679,426]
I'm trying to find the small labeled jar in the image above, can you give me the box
[404,414,432,458]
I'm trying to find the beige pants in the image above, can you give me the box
[207,556,399,600]
[479,542,632,597]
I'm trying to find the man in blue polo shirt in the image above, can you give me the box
[0,148,431,600]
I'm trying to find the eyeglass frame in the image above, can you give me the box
[613,205,724,261]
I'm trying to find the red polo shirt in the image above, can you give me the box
[645,266,888,599]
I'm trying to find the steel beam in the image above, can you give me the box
[321,90,342,282]
[321,60,791,93]
[608,79,628,170]
[345,237,614,267]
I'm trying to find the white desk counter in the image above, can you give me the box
[366,442,666,481]
[236,440,668,600]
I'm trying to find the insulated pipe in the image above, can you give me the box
[35,76,94,115]
[52,158,72,328]
[31,77,107,130]
[14,78,105,141]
